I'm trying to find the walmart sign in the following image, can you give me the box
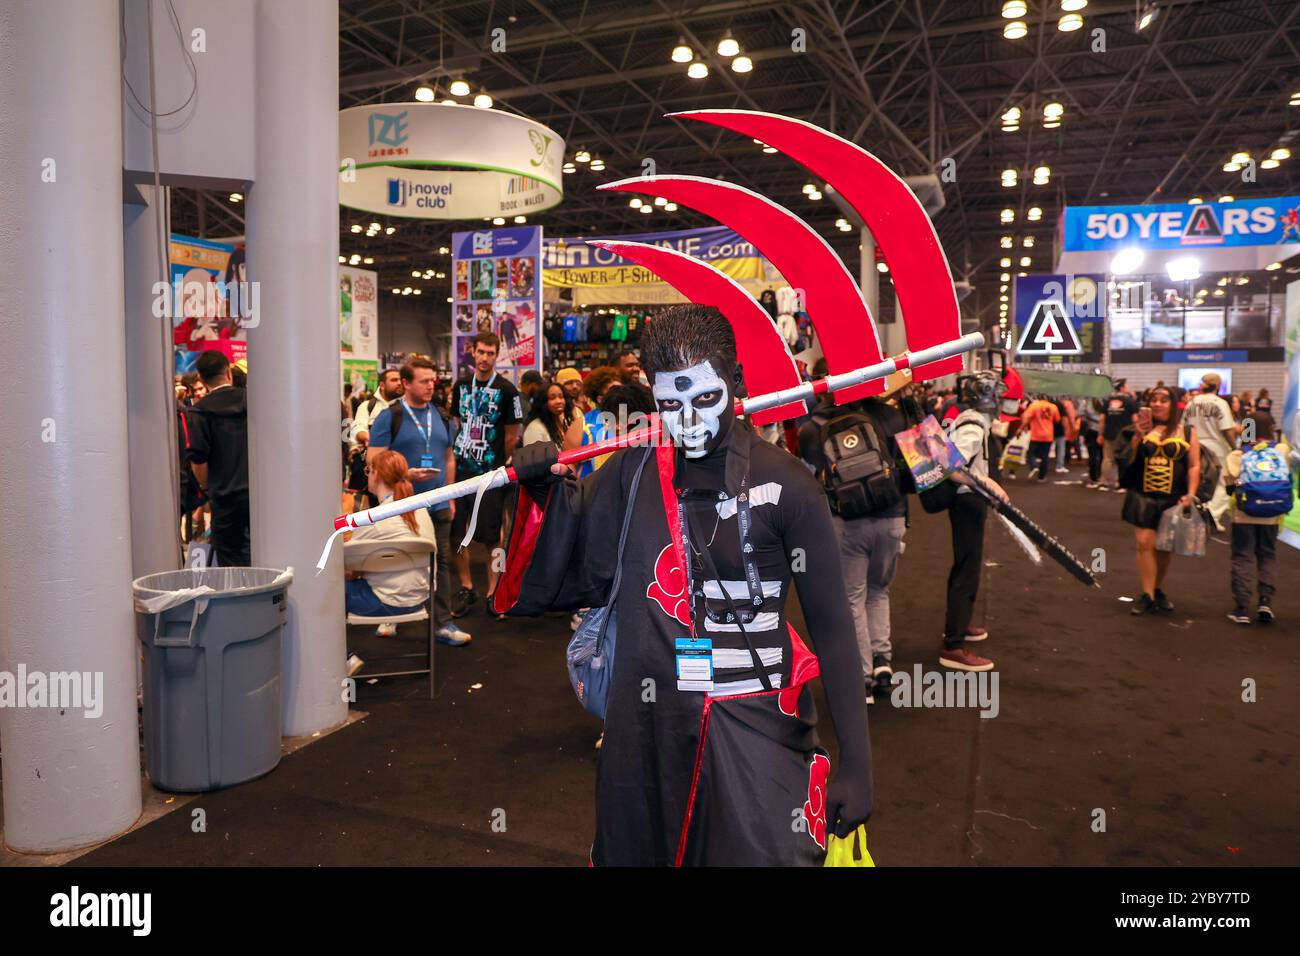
[1062,196,1300,251]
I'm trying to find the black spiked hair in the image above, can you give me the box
[638,304,737,378]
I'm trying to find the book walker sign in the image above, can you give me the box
[1013,273,1105,362]
[339,103,564,220]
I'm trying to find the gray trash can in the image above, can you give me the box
[132,566,293,793]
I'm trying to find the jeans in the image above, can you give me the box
[833,514,905,677]
[432,507,454,627]
[944,493,988,647]
[1082,428,1102,482]
[1230,523,1278,611]
[1028,441,1052,480]
[1053,436,1067,469]
[1102,436,1126,487]
[345,577,418,617]
[210,491,250,567]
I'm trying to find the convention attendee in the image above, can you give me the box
[1081,398,1103,487]
[1184,373,1239,531]
[1021,394,1060,481]
[518,369,546,421]
[368,356,469,646]
[523,381,583,451]
[176,389,205,543]
[1224,432,1292,624]
[576,366,621,477]
[344,449,439,650]
[555,366,584,408]
[1239,390,1254,416]
[1100,379,1138,491]
[614,348,644,386]
[940,373,1010,672]
[1245,405,1278,443]
[352,367,404,449]
[449,332,523,617]
[1121,385,1201,616]
[180,371,205,406]
[1254,388,1273,416]
[504,304,872,865]
[186,350,249,567]
[797,376,909,703]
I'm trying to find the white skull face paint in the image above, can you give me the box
[652,360,732,458]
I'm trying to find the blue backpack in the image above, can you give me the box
[1236,444,1293,518]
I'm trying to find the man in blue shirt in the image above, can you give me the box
[367,355,471,646]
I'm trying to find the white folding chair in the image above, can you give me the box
[344,535,437,698]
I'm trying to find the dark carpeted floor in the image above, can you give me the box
[71,464,1300,866]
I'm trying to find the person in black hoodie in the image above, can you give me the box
[187,350,250,566]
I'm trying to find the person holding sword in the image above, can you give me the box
[367,356,471,645]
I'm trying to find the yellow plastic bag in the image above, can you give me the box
[824,825,875,867]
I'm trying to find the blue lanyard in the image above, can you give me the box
[401,399,435,455]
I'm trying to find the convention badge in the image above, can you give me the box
[675,637,714,692]
[419,455,435,469]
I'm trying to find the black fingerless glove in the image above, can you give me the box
[513,441,561,494]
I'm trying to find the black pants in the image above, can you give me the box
[1082,428,1102,482]
[210,491,251,567]
[1028,441,1052,480]
[944,493,987,647]
[1230,523,1278,611]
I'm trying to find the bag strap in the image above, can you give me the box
[595,446,653,650]
[390,400,405,442]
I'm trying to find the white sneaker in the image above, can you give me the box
[375,622,398,638]
[435,622,472,646]
[346,653,365,677]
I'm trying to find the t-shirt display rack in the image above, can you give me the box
[542,304,664,373]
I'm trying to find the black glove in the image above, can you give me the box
[513,441,561,490]
[827,753,874,838]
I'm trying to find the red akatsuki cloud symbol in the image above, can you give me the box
[646,543,690,627]
[804,752,831,850]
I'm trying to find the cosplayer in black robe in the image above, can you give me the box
[497,305,873,866]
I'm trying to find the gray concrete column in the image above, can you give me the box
[124,186,182,577]
[0,0,143,851]
[245,0,346,736]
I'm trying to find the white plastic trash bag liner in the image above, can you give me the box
[133,567,294,614]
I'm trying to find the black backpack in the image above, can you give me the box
[813,409,904,519]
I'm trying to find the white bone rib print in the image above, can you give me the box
[714,481,783,519]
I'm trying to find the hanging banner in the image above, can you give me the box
[1013,273,1105,364]
[339,103,564,220]
[339,266,378,360]
[169,233,246,374]
[1062,196,1300,252]
[451,226,542,385]
[341,358,379,397]
[542,225,779,304]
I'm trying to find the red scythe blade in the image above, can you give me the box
[598,175,886,401]
[587,239,804,425]
[671,109,965,381]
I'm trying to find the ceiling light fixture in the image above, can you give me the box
[731,55,753,73]
[1058,13,1084,31]
[672,39,693,63]
[414,86,434,102]
[717,33,740,57]
[449,80,471,97]
[473,92,493,109]
[1004,20,1028,40]
[687,61,709,79]
[1002,1,1027,17]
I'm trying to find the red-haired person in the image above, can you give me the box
[344,450,459,644]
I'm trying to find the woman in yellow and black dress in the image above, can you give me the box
[1121,386,1201,615]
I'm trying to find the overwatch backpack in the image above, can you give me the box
[812,408,903,519]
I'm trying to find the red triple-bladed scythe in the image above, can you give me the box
[587,239,804,426]
[598,175,887,402]
[670,109,964,381]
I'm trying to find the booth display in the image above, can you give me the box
[170,233,245,373]
[451,226,542,384]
